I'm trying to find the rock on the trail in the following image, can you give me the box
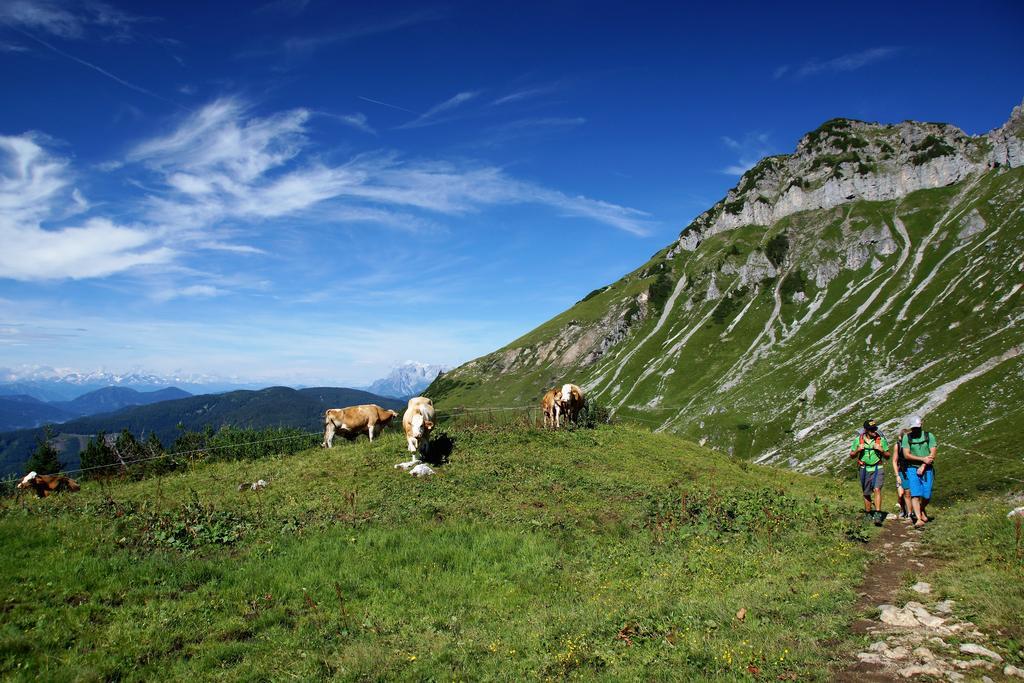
[912,647,935,661]
[869,641,890,652]
[954,659,996,670]
[906,602,947,629]
[884,646,910,660]
[899,664,944,678]
[858,652,886,664]
[947,672,965,682]
[1005,664,1024,679]
[934,600,955,614]
[959,644,1002,662]
[880,604,921,627]
[910,582,932,594]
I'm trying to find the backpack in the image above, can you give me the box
[900,432,932,470]
[858,434,886,467]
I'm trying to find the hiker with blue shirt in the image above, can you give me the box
[901,415,936,529]
[850,419,889,526]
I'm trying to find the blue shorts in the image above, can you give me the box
[907,468,934,499]
[897,470,911,491]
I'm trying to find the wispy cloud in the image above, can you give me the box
[719,132,773,175]
[0,0,149,42]
[491,84,557,106]
[0,96,653,286]
[240,8,441,60]
[357,95,418,115]
[775,46,902,80]
[480,117,586,147]
[397,91,480,129]
[0,133,173,281]
[8,25,187,110]
[317,110,376,135]
[129,98,652,235]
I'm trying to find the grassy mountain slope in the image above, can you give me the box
[0,387,405,478]
[0,426,881,680]
[429,113,1024,496]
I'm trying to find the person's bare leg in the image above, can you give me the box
[912,497,926,527]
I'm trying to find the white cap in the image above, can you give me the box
[908,415,923,428]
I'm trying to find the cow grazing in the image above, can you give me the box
[322,404,399,448]
[17,471,81,498]
[556,383,584,426]
[402,396,435,459]
[541,388,560,428]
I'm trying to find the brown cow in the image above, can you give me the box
[556,383,584,426]
[541,388,560,429]
[17,471,81,498]
[322,404,398,448]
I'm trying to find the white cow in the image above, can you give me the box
[396,396,435,470]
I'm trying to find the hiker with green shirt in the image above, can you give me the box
[901,415,936,529]
[849,419,889,526]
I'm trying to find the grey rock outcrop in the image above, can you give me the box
[666,99,1024,255]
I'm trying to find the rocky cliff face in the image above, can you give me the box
[428,101,1024,488]
[669,100,1024,257]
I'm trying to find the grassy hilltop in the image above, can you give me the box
[1,425,1022,680]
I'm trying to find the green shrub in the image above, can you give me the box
[764,232,789,268]
[575,401,612,429]
[910,135,955,165]
[24,427,64,475]
[647,271,674,313]
[780,269,807,302]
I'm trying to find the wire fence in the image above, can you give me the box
[3,404,1020,492]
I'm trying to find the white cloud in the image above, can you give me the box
[719,132,773,176]
[334,112,375,135]
[775,47,902,80]
[491,85,557,106]
[152,284,226,302]
[0,134,172,281]
[0,0,148,41]
[129,98,653,235]
[398,91,480,129]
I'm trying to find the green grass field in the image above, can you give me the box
[1,425,1020,681]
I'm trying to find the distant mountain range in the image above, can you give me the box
[364,361,450,398]
[0,387,192,432]
[0,370,257,403]
[0,386,405,478]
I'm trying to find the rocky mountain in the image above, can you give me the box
[428,100,1024,492]
[365,361,449,398]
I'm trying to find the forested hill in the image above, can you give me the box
[0,387,405,477]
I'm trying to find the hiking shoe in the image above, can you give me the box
[899,512,909,519]
[873,511,884,526]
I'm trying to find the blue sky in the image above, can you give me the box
[0,0,1021,386]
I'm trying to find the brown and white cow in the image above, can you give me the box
[556,383,584,426]
[541,388,560,429]
[402,396,435,459]
[17,471,81,498]
[322,404,399,448]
